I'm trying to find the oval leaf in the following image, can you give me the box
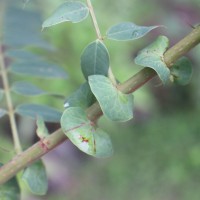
[81,40,110,80]
[0,163,20,200]
[10,60,67,79]
[170,57,193,85]
[15,104,62,123]
[135,35,170,84]
[61,107,113,157]
[106,22,161,41]
[64,82,95,109]
[89,75,133,122]
[11,81,47,96]
[22,160,48,195]
[42,1,89,28]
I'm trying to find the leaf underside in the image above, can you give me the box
[135,35,170,84]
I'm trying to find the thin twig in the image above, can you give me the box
[0,47,22,154]
[0,2,22,154]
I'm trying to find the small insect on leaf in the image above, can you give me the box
[135,35,170,84]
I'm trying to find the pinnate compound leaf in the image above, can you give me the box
[22,160,48,195]
[81,40,110,80]
[61,107,113,157]
[106,22,161,41]
[0,163,20,200]
[36,116,49,139]
[10,60,67,79]
[170,57,193,85]
[135,36,170,84]
[64,82,95,109]
[89,75,133,122]
[42,1,89,28]
[15,104,62,123]
[4,7,51,49]
[11,81,47,96]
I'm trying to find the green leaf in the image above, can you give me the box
[88,75,133,122]
[6,50,40,61]
[36,116,49,139]
[170,57,193,85]
[15,104,62,123]
[0,163,20,200]
[0,109,7,118]
[22,160,48,195]
[61,107,113,157]
[64,82,95,109]
[11,81,47,96]
[106,22,161,41]
[4,7,51,49]
[135,36,170,84]
[42,1,89,28]
[81,40,110,80]
[10,60,67,79]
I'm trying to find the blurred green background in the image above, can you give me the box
[1,0,200,199]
